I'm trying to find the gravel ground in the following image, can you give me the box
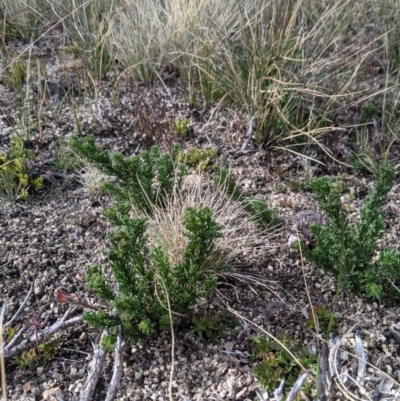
[2,33,400,401]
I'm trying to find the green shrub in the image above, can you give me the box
[304,162,399,300]
[83,204,221,343]
[68,137,229,343]
[69,136,187,213]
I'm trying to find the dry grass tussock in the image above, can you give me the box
[2,0,400,150]
[130,173,271,271]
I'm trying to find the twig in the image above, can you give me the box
[317,342,331,401]
[4,308,82,358]
[233,116,256,159]
[355,330,367,383]
[80,331,108,401]
[274,378,285,401]
[5,283,34,327]
[104,327,125,401]
[286,371,310,401]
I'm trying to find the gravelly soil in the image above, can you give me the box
[2,33,400,401]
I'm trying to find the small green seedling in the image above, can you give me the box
[173,117,190,135]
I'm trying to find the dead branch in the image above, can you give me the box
[104,328,125,401]
[5,282,34,327]
[317,342,331,401]
[80,331,108,401]
[4,307,82,359]
[233,116,257,159]
[355,330,366,382]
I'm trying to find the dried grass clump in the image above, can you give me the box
[130,173,270,271]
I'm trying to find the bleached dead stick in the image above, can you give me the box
[5,283,33,327]
[317,342,332,401]
[104,327,125,401]
[4,307,82,358]
[233,116,257,159]
[355,330,366,383]
[80,331,108,401]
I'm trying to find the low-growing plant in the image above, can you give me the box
[251,334,317,395]
[172,117,190,135]
[5,60,27,91]
[304,162,399,300]
[16,339,59,371]
[83,203,221,343]
[0,134,43,205]
[191,314,224,341]
[177,147,218,171]
[191,309,237,341]
[48,138,83,173]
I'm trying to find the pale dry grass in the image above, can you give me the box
[130,173,271,271]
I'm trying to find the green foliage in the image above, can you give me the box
[191,314,224,341]
[305,162,399,300]
[252,335,316,393]
[83,204,221,343]
[177,147,218,171]
[69,136,187,213]
[359,104,379,124]
[213,165,281,229]
[100,335,117,351]
[347,149,376,175]
[191,309,237,340]
[173,118,190,135]
[0,134,43,205]
[5,324,21,342]
[48,139,83,173]
[15,339,59,371]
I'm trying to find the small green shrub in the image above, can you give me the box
[177,147,218,171]
[83,204,221,343]
[0,134,43,205]
[69,136,187,213]
[304,162,399,300]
